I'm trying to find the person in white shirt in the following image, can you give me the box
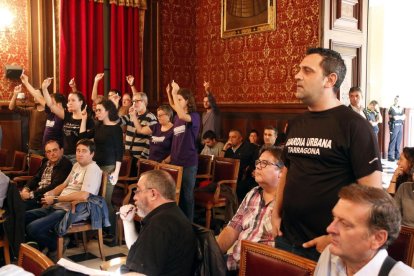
[315,184,414,276]
[201,130,224,157]
[348,87,368,119]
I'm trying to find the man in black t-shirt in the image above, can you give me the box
[119,170,196,275]
[272,48,382,261]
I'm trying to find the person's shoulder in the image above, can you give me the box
[59,156,73,167]
[392,261,414,275]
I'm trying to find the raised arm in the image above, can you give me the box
[8,85,21,110]
[20,73,46,106]
[42,78,65,119]
[69,77,78,93]
[171,81,192,122]
[91,73,104,101]
[79,105,89,134]
[126,75,139,94]
[128,107,152,135]
[165,83,175,110]
[120,204,139,249]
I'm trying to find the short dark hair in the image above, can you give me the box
[349,86,362,94]
[76,139,96,154]
[249,129,259,135]
[157,105,173,122]
[69,91,86,110]
[97,99,119,122]
[44,139,62,149]
[264,125,277,135]
[306,47,346,93]
[338,184,401,249]
[259,145,284,168]
[369,100,378,106]
[141,170,176,201]
[52,93,67,109]
[177,88,197,113]
[202,130,217,140]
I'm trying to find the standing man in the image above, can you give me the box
[348,86,368,119]
[272,48,382,261]
[120,92,157,176]
[388,95,405,162]
[315,184,414,275]
[202,81,221,139]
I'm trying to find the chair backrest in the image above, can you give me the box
[137,159,159,177]
[213,157,240,191]
[28,154,44,176]
[18,243,54,276]
[388,225,414,266]
[13,150,27,171]
[99,172,109,198]
[158,163,183,204]
[196,154,214,180]
[0,148,8,166]
[239,240,316,276]
[118,155,132,178]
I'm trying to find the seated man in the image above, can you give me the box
[217,146,283,273]
[315,184,414,275]
[25,139,102,259]
[221,129,259,201]
[201,130,224,157]
[19,140,72,210]
[119,170,196,275]
[262,125,277,147]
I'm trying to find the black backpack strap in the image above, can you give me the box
[378,256,397,276]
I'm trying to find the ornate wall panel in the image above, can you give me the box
[0,0,30,102]
[159,0,321,104]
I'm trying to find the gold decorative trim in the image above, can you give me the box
[92,0,147,9]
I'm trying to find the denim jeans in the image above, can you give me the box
[275,236,320,261]
[179,165,197,222]
[25,206,66,252]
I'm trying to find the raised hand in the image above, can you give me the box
[69,77,76,88]
[81,104,88,120]
[119,204,136,222]
[171,80,180,95]
[42,78,53,90]
[94,73,104,82]
[13,84,22,95]
[20,72,29,84]
[203,81,210,93]
[126,75,135,86]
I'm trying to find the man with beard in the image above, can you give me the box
[119,170,196,275]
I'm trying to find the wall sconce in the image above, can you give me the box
[0,7,14,32]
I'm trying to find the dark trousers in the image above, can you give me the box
[388,124,403,160]
[25,206,66,252]
[275,236,320,262]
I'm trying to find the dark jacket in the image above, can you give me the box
[26,156,72,201]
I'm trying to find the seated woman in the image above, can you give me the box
[394,168,414,227]
[387,147,414,194]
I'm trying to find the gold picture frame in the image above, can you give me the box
[221,0,276,39]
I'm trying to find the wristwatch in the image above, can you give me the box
[53,196,59,204]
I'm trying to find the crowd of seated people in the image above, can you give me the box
[2,47,414,275]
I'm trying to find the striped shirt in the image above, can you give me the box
[226,186,275,271]
[120,111,157,159]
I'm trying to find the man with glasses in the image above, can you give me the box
[217,146,283,274]
[119,170,196,275]
[18,140,72,210]
[120,92,157,176]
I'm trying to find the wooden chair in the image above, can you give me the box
[0,150,27,174]
[137,159,159,177]
[196,154,214,182]
[0,232,11,265]
[194,157,240,229]
[158,163,183,204]
[239,240,316,276]
[12,154,44,187]
[18,243,54,276]
[388,225,414,266]
[56,172,108,261]
[0,148,8,166]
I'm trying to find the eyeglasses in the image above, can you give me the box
[157,113,167,118]
[45,148,59,154]
[134,187,153,195]
[255,159,283,169]
[132,99,143,104]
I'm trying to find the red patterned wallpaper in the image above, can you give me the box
[160,0,320,104]
[0,0,30,102]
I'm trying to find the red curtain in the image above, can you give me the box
[60,0,104,104]
[109,4,141,95]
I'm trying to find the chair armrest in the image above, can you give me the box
[214,180,237,200]
[0,166,14,171]
[13,175,34,183]
[100,256,127,271]
[118,176,138,183]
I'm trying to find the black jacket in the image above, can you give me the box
[25,156,72,201]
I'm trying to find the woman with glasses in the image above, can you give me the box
[79,99,123,243]
[130,105,174,163]
[166,81,200,222]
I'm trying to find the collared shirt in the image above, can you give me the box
[226,186,274,271]
[350,105,366,118]
[37,161,54,190]
[315,245,414,276]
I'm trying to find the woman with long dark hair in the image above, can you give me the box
[387,147,414,194]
